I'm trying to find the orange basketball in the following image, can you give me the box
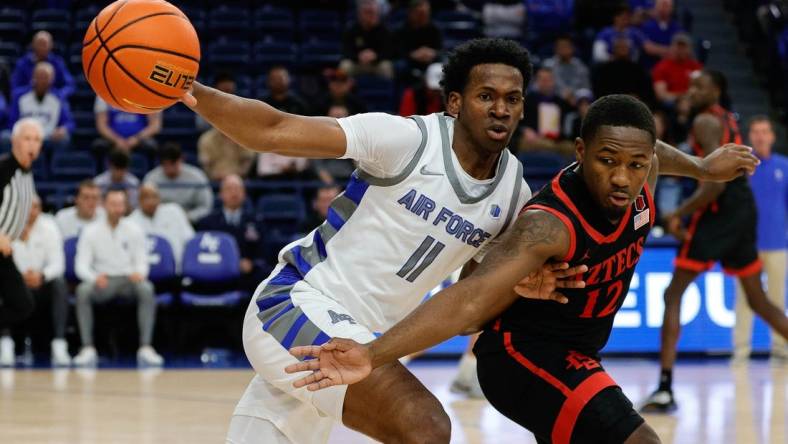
[82,0,200,114]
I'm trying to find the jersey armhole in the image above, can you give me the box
[643,182,656,227]
[355,115,429,187]
[520,204,577,262]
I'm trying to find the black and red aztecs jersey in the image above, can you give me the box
[492,165,655,357]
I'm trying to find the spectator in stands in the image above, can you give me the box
[562,89,594,140]
[398,62,444,116]
[542,35,592,106]
[11,31,74,99]
[197,120,255,181]
[7,62,73,149]
[340,0,395,79]
[94,149,140,209]
[481,0,525,39]
[73,188,163,367]
[143,142,213,224]
[518,67,573,156]
[55,180,105,239]
[592,5,647,63]
[396,0,443,80]
[5,195,70,366]
[640,0,683,67]
[197,175,267,293]
[300,183,341,233]
[93,97,161,157]
[260,66,309,116]
[129,183,194,271]
[196,73,236,132]
[592,37,656,108]
[733,116,788,364]
[669,93,693,144]
[652,32,702,106]
[314,68,367,118]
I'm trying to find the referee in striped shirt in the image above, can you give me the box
[0,118,42,326]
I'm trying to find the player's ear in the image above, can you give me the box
[446,91,461,116]
[574,137,585,164]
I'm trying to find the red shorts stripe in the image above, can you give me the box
[678,209,705,259]
[551,372,618,444]
[723,259,763,277]
[503,332,572,397]
[674,257,713,272]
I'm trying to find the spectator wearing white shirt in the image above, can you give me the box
[72,189,162,367]
[4,195,70,366]
[55,180,105,239]
[129,183,194,270]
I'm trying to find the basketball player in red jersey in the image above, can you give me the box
[284,95,760,443]
[641,70,788,412]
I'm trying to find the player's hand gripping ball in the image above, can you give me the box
[82,0,200,113]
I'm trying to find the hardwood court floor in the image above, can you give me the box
[0,360,785,443]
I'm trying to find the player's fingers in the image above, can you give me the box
[547,262,570,271]
[554,264,588,278]
[284,359,320,374]
[307,377,337,392]
[293,370,324,388]
[555,279,586,289]
[289,345,322,359]
[180,91,197,107]
[550,292,569,304]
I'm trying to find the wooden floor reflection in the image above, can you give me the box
[0,360,785,443]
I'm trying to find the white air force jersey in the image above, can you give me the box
[266,113,530,332]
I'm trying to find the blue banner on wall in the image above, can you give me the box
[425,248,786,355]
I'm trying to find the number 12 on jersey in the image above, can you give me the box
[397,235,446,282]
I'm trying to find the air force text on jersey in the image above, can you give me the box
[397,188,493,248]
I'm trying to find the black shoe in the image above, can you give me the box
[639,389,677,413]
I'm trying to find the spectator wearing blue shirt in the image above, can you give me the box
[92,97,161,157]
[11,31,75,99]
[640,0,683,68]
[593,5,649,64]
[6,62,73,150]
[733,116,788,364]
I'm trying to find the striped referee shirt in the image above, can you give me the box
[0,153,35,241]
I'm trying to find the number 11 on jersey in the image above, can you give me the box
[397,235,446,282]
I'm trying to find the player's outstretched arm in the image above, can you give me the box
[654,116,759,182]
[286,210,573,390]
[182,82,346,159]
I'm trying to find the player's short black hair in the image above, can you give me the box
[108,148,130,169]
[581,94,656,144]
[158,142,182,162]
[441,38,533,98]
[702,69,732,109]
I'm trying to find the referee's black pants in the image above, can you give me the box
[0,255,34,326]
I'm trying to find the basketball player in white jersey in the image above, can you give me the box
[184,39,580,443]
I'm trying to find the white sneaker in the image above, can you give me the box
[137,346,164,367]
[73,346,98,367]
[0,336,14,367]
[51,339,71,367]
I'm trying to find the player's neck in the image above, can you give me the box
[451,128,500,180]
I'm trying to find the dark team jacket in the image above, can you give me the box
[689,104,754,214]
[490,166,655,357]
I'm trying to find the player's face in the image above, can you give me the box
[577,126,654,221]
[748,121,775,158]
[450,63,524,154]
[11,121,43,169]
[76,186,100,217]
[104,192,127,222]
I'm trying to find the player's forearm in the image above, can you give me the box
[655,140,705,179]
[673,182,725,218]
[190,82,287,153]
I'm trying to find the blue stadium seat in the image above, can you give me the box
[50,151,97,180]
[31,155,48,181]
[72,110,98,141]
[355,75,395,113]
[438,21,481,42]
[0,42,21,67]
[299,10,341,42]
[178,6,206,34]
[180,231,243,306]
[63,236,78,284]
[256,193,306,225]
[207,40,251,71]
[252,41,298,72]
[0,22,27,45]
[206,6,250,39]
[299,41,342,69]
[31,9,72,41]
[434,10,479,25]
[129,153,149,178]
[254,5,295,41]
[73,6,99,34]
[519,151,569,177]
[146,235,177,306]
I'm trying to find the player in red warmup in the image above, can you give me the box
[286,95,760,444]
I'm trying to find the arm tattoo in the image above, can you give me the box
[476,211,565,273]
